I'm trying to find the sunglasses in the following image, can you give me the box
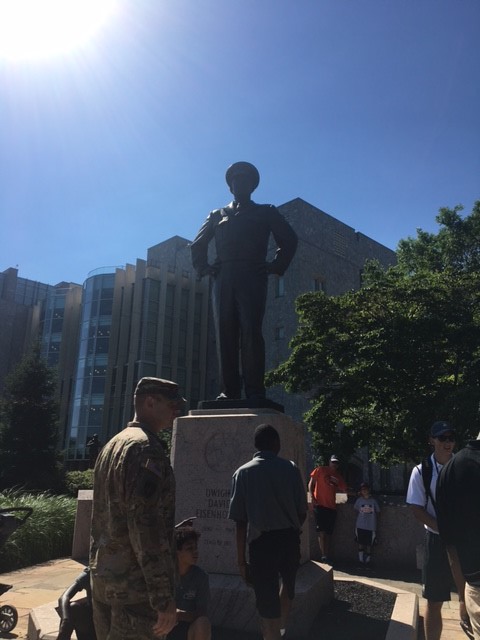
[435,434,455,442]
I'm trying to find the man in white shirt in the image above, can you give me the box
[406,421,465,640]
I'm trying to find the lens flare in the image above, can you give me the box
[0,0,117,60]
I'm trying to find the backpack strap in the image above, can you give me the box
[421,456,436,511]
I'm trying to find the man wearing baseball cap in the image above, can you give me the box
[308,455,348,564]
[407,421,467,640]
[90,377,184,640]
[191,162,297,401]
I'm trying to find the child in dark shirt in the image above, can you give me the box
[168,527,211,640]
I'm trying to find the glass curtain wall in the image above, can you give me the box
[40,288,68,367]
[68,272,114,460]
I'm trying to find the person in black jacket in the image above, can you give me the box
[191,162,297,401]
[437,433,480,639]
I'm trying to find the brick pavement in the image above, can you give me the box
[0,558,84,639]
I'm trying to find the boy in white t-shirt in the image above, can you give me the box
[354,482,380,567]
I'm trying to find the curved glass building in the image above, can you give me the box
[68,270,115,461]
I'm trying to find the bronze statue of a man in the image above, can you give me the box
[191,162,297,400]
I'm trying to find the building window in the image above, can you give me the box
[333,230,347,257]
[275,326,285,340]
[275,276,285,298]
[312,277,326,293]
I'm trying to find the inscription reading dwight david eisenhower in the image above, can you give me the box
[195,487,231,519]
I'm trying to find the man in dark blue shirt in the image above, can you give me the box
[228,424,307,640]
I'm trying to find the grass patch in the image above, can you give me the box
[0,489,76,572]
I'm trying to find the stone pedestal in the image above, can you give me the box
[72,490,93,561]
[171,408,309,574]
[171,408,331,637]
[208,561,333,637]
[198,397,284,412]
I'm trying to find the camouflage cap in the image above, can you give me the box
[225,161,260,190]
[134,377,182,401]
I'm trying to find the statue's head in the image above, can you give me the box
[225,161,260,200]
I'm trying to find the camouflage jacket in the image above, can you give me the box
[90,422,176,611]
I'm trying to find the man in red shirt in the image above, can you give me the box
[308,455,347,564]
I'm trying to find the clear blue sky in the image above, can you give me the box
[1,0,479,285]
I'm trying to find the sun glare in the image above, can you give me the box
[0,0,117,60]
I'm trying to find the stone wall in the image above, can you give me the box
[308,498,424,568]
[75,493,425,570]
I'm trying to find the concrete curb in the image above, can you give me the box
[28,600,63,640]
[336,576,418,640]
[387,592,418,640]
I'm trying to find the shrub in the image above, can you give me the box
[0,489,76,571]
[64,469,94,497]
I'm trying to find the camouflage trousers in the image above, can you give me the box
[92,598,166,640]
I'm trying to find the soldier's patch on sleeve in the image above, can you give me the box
[141,478,157,499]
[134,457,165,499]
[143,458,165,479]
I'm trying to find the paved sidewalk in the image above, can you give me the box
[0,558,84,639]
[0,558,471,639]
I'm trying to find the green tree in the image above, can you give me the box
[268,202,480,465]
[397,201,480,274]
[0,344,64,491]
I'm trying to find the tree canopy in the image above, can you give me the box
[0,344,64,491]
[267,201,480,465]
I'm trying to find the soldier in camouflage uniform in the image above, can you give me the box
[90,377,184,640]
